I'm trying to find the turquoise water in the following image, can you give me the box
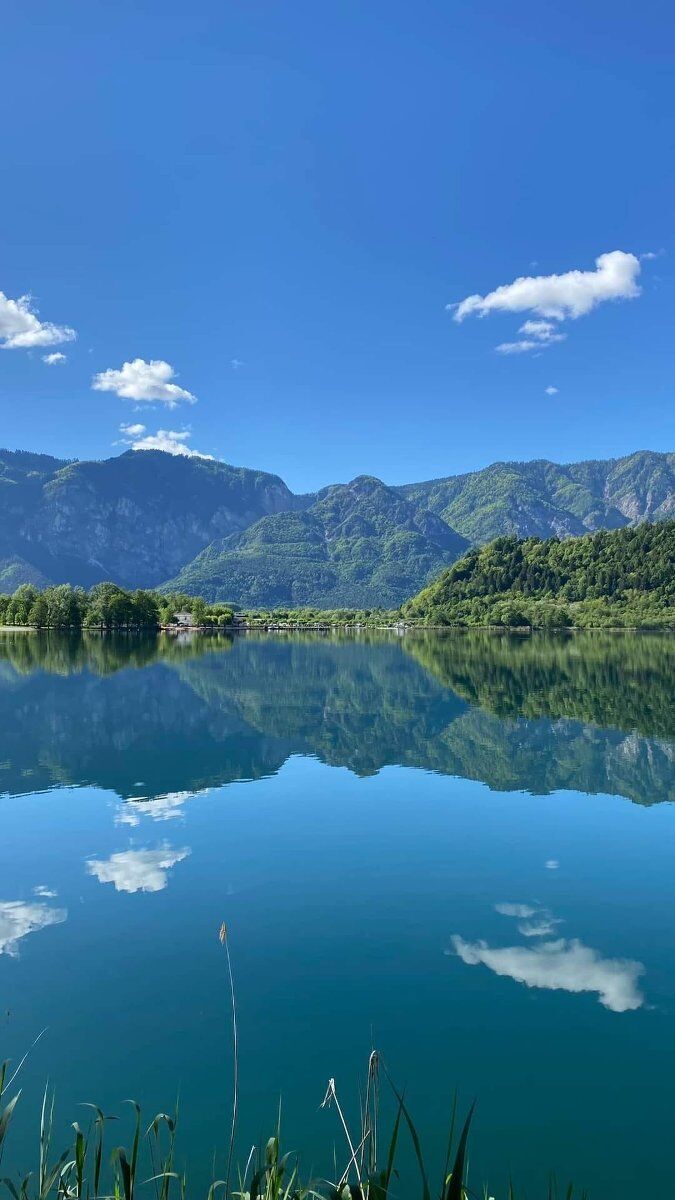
[0,630,674,1197]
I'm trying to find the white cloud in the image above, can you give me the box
[545,386,559,396]
[450,934,644,1013]
[494,902,538,919]
[42,351,67,365]
[33,885,58,898]
[87,844,190,893]
[495,900,562,939]
[545,859,560,869]
[519,320,566,343]
[230,358,244,370]
[0,291,77,350]
[0,899,67,957]
[518,916,562,938]
[495,319,568,356]
[495,339,541,355]
[92,358,196,407]
[452,251,641,323]
[116,791,197,826]
[118,426,214,460]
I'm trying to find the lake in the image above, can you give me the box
[1,629,674,1198]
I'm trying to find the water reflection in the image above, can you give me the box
[115,791,198,825]
[0,629,672,806]
[494,902,562,937]
[1,632,673,1198]
[86,845,190,893]
[450,932,645,1013]
[0,899,67,956]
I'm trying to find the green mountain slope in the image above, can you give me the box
[0,446,672,601]
[164,475,469,607]
[404,521,675,628]
[398,450,675,543]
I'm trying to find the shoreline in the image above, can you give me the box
[0,622,671,635]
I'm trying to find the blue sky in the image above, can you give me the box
[1,0,673,492]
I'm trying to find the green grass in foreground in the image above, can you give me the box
[0,933,587,1200]
[0,1056,585,1200]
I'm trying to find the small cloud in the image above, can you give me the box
[519,915,563,938]
[495,339,541,355]
[0,290,77,350]
[42,351,67,365]
[639,249,665,261]
[230,358,244,370]
[496,320,567,356]
[93,358,196,407]
[0,899,67,957]
[86,844,190,893]
[118,426,214,460]
[545,386,559,396]
[545,859,560,870]
[496,900,562,938]
[519,320,566,344]
[33,885,58,899]
[116,791,195,825]
[495,902,538,919]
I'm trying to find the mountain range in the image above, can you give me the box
[0,446,672,606]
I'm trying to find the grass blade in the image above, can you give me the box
[443,1100,475,1200]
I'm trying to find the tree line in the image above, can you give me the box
[403,521,675,629]
[0,582,234,629]
[1,521,673,630]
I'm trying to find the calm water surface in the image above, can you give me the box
[1,630,674,1197]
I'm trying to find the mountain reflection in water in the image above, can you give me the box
[0,628,672,807]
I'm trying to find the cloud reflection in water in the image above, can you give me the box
[450,902,645,1013]
[87,845,190,893]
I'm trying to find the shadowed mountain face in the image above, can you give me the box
[0,447,672,605]
[0,449,298,589]
[0,630,672,807]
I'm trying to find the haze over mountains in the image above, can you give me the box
[1,447,672,607]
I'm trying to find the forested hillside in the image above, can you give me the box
[0,445,672,604]
[399,450,674,543]
[164,475,469,607]
[404,521,675,628]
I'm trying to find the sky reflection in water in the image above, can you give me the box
[0,629,674,1198]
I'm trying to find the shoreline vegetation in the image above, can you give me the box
[0,1052,584,1200]
[0,924,590,1198]
[0,523,672,632]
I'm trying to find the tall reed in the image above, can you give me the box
[0,927,586,1199]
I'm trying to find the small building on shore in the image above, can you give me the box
[173,610,194,627]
